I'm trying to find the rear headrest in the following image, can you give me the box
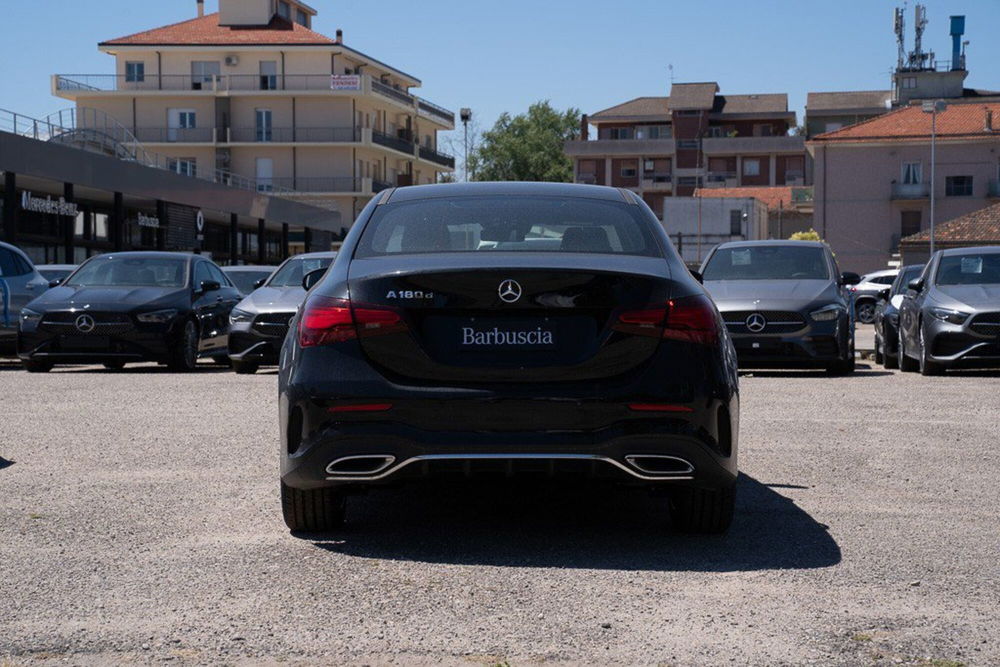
[560,226,612,253]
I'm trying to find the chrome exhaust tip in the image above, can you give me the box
[325,455,396,476]
[624,455,695,476]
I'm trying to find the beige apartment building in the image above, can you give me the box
[52,0,455,233]
[809,101,1000,273]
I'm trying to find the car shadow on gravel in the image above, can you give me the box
[0,456,13,471]
[741,368,893,379]
[307,474,841,572]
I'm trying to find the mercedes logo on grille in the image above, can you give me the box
[75,313,97,333]
[498,279,522,304]
[745,313,767,333]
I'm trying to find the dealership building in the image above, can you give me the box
[1,109,340,265]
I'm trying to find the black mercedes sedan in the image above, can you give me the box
[699,241,860,374]
[898,247,1000,375]
[278,183,740,535]
[18,252,242,372]
[873,263,924,369]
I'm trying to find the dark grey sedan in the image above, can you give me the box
[898,247,1000,375]
[700,240,860,374]
[873,264,924,369]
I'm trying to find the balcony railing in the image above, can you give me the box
[707,171,736,183]
[372,179,393,193]
[271,177,362,193]
[564,138,676,156]
[134,127,215,143]
[228,127,360,143]
[576,174,598,185]
[53,73,454,127]
[702,135,805,154]
[891,182,931,199]
[372,129,415,154]
[641,174,672,188]
[791,186,814,205]
[418,145,455,168]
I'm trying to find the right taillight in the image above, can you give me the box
[616,294,719,345]
[298,296,406,347]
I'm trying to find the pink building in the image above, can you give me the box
[808,102,1000,273]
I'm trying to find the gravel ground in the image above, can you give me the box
[1,359,998,666]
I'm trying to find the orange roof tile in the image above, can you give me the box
[693,186,794,211]
[813,102,1000,142]
[101,13,337,47]
[901,202,1000,244]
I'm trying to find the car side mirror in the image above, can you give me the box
[253,278,267,289]
[689,269,704,284]
[48,279,63,288]
[199,280,221,293]
[840,271,861,286]
[302,268,326,291]
[878,287,891,301]
[907,277,924,293]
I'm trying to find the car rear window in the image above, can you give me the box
[703,245,830,281]
[354,196,662,258]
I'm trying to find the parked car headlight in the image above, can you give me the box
[19,308,42,326]
[810,304,843,322]
[229,308,254,325]
[929,307,970,325]
[136,309,178,324]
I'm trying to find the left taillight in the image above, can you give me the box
[298,295,405,348]
[616,294,719,345]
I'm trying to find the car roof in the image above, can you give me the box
[386,181,629,203]
[91,251,199,261]
[714,239,828,250]
[288,251,338,259]
[37,264,78,269]
[222,265,274,271]
[939,245,1000,256]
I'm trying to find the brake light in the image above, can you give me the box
[298,296,406,347]
[616,294,719,345]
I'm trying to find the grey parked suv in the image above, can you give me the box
[700,240,860,374]
[0,242,49,352]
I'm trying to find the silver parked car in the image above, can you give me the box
[227,251,337,374]
[0,242,49,352]
[221,265,275,297]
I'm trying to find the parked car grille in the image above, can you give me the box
[722,310,807,334]
[39,312,134,336]
[969,312,1000,337]
[251,312,295,338]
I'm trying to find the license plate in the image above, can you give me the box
[60,335,111,350]
[458,319,557,349]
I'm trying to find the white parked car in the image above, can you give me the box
[851,269,898,323]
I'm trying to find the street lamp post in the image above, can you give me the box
[922,100,947,255]
[460,108,472,182]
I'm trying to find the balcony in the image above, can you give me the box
[791,186,815,205]
[576,174,600,185]
[53,73,455,128]
[641,173,672,190]
[705,171,737,188]
[891,182,931,200]
[372,129,415,155]
[701,135,805,154]
[564,138,676,157]
[228,127,359,143]
[271,177,363,193]
[418,145,456,168]
[134,127,215,143]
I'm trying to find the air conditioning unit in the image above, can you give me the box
[224,55,240,67]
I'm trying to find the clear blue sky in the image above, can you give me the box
[3,0,999,145]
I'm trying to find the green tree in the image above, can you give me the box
[789,228,822,241]
[468,101,580,182]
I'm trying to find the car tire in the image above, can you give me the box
[668,483,735,534]
[103,361,126,370]
[167,320,199,372]
[919,326,945,376]
[874,335,884,365]
[231,359,259,375]
[898,329,918,372]
[280,481,347,532]
[22,359,53,373]
[884,348,899,370]
[856,300,876,324]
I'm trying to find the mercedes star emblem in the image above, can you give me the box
[745,313,767,333]
[75,313,97,333]
[497,279,522,304]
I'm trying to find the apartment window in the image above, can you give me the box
[169,158,197,177]
[643,160,655,172]
[677,139,700,150]
[191,61,220,90]
[945,175,974,197]
[608,127,634,140]
[636,125,671,139]
[902,76,917,89]
[125,62,145,83]
[167,109,196,141]
[277,1,291,19]
[901,210,922,238]
[743,159,761,177]
[256,109,273,142]
[677,110,701,116]
[824,122,844,133]
[620,166,638,178]
[256,158,274,192]
[259,61,278,90]
[729,209,744,236]
[296,9,309,26]
[676,176,703,187]
[901,161,922,185]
